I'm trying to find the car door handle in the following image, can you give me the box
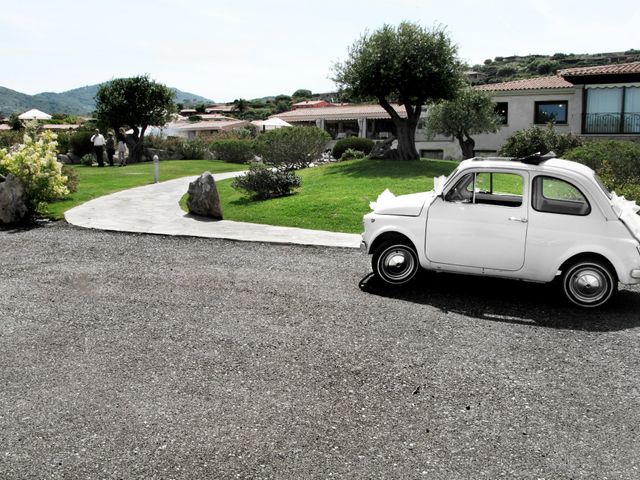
[508,216,528,223]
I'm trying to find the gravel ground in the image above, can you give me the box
[1,222,639,479]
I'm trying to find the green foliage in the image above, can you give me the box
[0,130,23,149]
[61,165,78,193]
[195,103,206,113]
[95,75,176,133]
[340,148,367,161]
[8,113,22,130]
[292,89,312,99]
[81,154,94,166]
[255,126,330,171]
[0,131,69,215]
[69,128,95,157]
[498,124,582,157]
[210,139,255,164]
[333,22,462,106]
[332,137,374,159]
[564,140,640,200]
[425,89,499,142]
[231,163,301,200]
[94,76,176,163]
[188,115,202,122]
[55,130,72,154]
[176,137,209,160]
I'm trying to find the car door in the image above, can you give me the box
[426,169,529,271]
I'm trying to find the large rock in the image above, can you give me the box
[187,172,223,219]
[0,174,28,225]
[67,152,82,164]
[57,154,71,164]
[143,148,183,162]
[369,137,399,160]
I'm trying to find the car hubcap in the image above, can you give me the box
[569,267,608,304]
[381,247,415,282]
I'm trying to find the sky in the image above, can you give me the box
[1,0,638,102]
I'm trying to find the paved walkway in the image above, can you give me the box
[64,172,361,248]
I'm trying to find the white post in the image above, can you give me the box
[153,155,159,183]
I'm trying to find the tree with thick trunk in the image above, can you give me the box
[94,76,175,163]
[424,88,500,159]
[333,22,463,160]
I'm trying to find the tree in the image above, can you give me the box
[333,22,463,160]
[424,89,499,159]
[232,98,249,113]
[94,75,176,163]
[8,113,22,131]
[292,89,312,99]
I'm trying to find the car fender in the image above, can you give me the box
[367,221,426,265]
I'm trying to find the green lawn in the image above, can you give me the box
[183,159,458,233]
[47,160,247,220]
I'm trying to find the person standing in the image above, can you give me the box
[90,129,106,167]
[116,127,127,167]
[105,132,115,167]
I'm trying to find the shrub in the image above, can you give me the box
[69,129,95,157]
[231,163,301,200]
[340,148,366,161]
[210,139,255,163]
[255,126,330,171]
[332,137,374,159]
[0,131,69,215]
[176,137,209,160]
[0,130,23,149]
[81,153,94,166]
[564,140,640,201]
[61,165,78,193]
[55,130,72,154]
[498,124,582,157]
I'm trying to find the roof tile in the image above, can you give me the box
[559,61,640,76]
[474,76,573,92]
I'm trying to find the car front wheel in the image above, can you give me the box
[372,241,419,285]
[561,259,616,308]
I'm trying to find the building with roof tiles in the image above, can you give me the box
[274,103,410,141]
[422,61,640,159]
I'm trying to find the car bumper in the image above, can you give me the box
[631,269,640,279]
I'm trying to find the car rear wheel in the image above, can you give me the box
[372,241,419,285]
[561,259,616,308]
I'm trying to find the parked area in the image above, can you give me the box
[1,223,640,479]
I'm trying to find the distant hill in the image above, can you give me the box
[470,49,640,85]
[0,83,212,116]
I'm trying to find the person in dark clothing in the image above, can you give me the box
[105,132,115,167]
[117,127,127,166]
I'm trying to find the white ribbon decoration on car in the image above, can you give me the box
[370,189,396,211]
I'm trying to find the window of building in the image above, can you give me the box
[494,102,508,125]
[532,176,591,216]
[534,101,568,124]
[584,86,640,134]
[420,149,443,160]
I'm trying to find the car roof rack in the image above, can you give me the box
[516,151,556,165]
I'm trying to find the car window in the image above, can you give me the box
[532,176,591,216]
[446,172,523,207]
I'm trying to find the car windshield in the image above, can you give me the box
[594,174,612,199]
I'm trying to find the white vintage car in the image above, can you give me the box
[361,154,640,307]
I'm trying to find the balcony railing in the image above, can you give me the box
[583,112,640,134]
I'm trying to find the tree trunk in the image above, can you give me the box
[394,118,420,160]
[127,126,147,163]
[377,98,421,160]
[458,135,475,159]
